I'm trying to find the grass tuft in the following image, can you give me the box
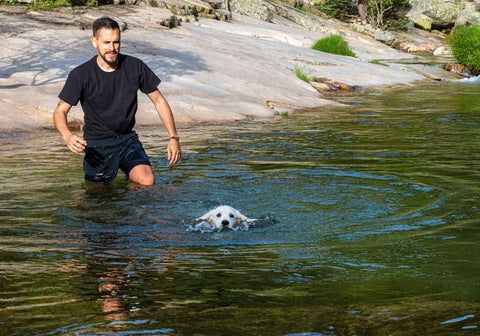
[446,25,480,73]
[312,34,357,58]
[294,65,310,82]
[369,60,389,67]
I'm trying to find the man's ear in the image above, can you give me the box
[91,35,97,49]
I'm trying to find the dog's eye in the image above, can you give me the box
[216,213,221,217]
[230,214,234,218]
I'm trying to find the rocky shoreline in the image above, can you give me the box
[0,2,466,132]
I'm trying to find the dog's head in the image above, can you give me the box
[196,205,253,230]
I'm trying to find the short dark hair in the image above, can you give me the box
[92,17,120,37]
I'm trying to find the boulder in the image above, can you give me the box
[228,0,273,22]
[153,0,232,21]
[374,29,396,45]
[408,0,462,29]
[407,11,434,30]
[456,6,480,26]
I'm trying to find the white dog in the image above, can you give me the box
[195,205,257,230]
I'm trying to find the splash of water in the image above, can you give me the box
[186,220,253,233]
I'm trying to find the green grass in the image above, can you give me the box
[31,0,70,10]
[1,0,97,9]
[446,25,480,73]
[369,60,389,67]
[294,65,310,82]
[312,34,357,58]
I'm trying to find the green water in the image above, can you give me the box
[0,80,479,335]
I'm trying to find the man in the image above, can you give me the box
[53,17,181,186]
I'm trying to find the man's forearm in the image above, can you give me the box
[53,106,73,141]
[149,90,178,137]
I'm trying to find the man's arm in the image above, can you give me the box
[147,89,181,166]
[53,99,86,154]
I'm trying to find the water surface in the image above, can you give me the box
[1,81,479,335]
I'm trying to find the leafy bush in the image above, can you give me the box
[1,0,99,8]
[312,35,357,58]
[314,0,357,21]
[315,0,410,29]
[447,25,480,73]
[367,0,410,29]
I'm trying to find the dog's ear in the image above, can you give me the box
[235,210,248,224]
[196,210,214,223]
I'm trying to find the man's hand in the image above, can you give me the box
[65,134,87,154]
[54,99,87,154]
[167,138,181,166]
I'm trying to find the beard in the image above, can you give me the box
[100,51,118,67]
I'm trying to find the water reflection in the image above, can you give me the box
[1,81,480,335]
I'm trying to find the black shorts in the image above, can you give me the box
[83,132,151,182]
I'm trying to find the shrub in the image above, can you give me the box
[314,0,357,21]
[447,25,480,73]
[312,35,357,58]
[315,0,410,29]
[366,0,410,29]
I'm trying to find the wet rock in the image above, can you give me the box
[310,78,356,92]
[444,63,472,77]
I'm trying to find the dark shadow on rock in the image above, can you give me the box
[124,40,210,82]
[1,14,210,87]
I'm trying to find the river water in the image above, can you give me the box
[1,80,479,335]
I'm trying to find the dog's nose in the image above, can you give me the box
[222,220,229,226]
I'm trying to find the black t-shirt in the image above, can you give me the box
[59,54,161,140]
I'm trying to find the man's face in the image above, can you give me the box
[92,28,120,66]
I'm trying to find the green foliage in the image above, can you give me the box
[1,0,100,8]
[315,0,410,29]
[0,0,101,8]
[367,0,410,29]
[314,0,357,21]
[294,65,309,82]
[1,0,20,4]
[369,60,389,67]
[447,25,480,73]
[29,0,70,10]
[312,34,357,58]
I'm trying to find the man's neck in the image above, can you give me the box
[96,55,118,72]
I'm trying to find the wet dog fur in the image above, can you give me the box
[196,205,256,230]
